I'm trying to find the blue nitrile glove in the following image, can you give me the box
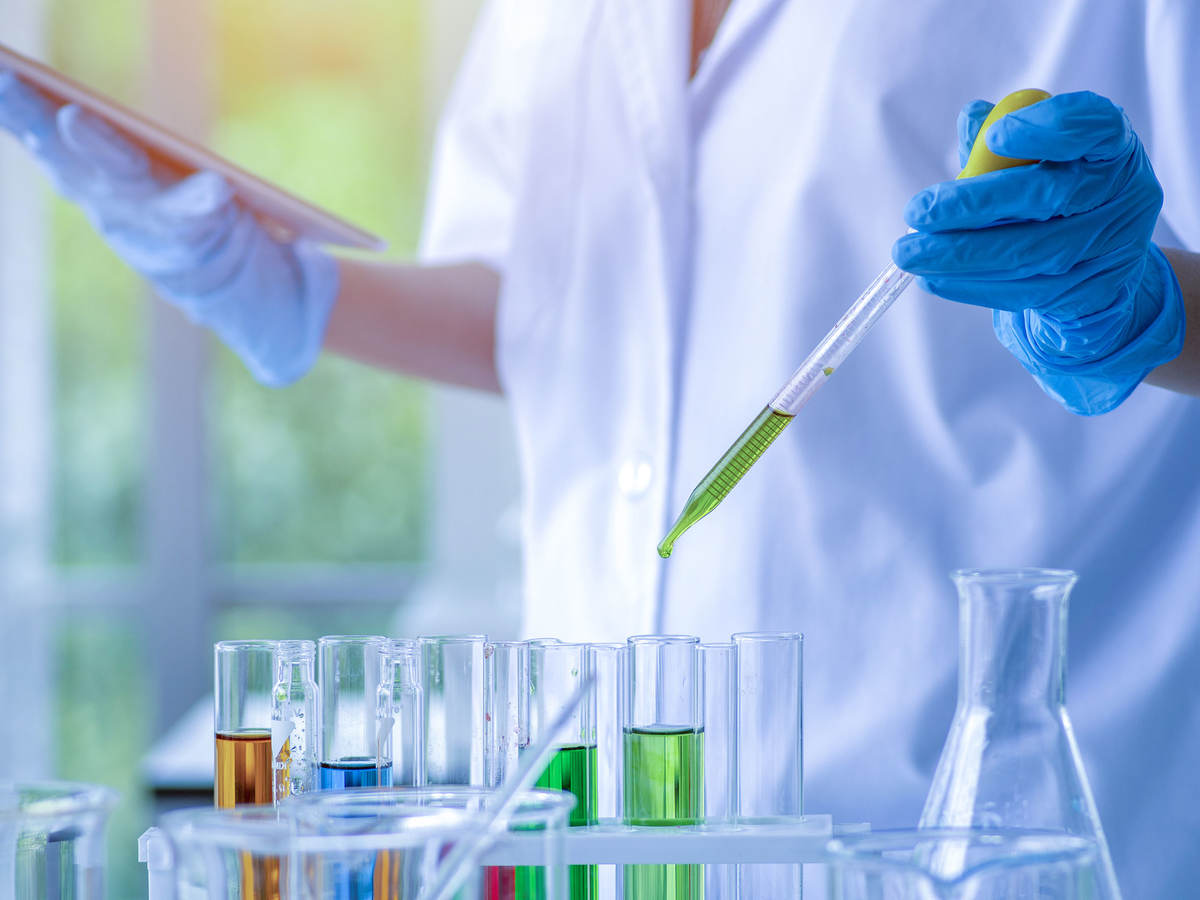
[0,69,338,386]
[893,91,1184,415]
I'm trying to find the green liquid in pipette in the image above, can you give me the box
[658,405,793,558]
[623,726,705,899]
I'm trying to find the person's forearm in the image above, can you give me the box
[1146,246,1200,396]
[324,258,501,393]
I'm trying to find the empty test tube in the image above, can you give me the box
[485,641,529,899]
[734,631,803,897]
[378,639,424,787]
[700,642,737,899]
[421,635,488,785]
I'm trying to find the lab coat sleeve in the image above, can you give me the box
[1145,0,1200,251]
[419,0,526,271]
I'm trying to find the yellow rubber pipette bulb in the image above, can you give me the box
[657,89,1051,559]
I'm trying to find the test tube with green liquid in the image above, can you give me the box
[624,635,704,899]
[528,642,598,899]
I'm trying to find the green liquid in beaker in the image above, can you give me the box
[623,726,705,899]
[516,744,599,899]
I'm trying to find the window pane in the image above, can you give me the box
[49,0,147,567]
[54,615,150,899]
[216,605,397,642]
[212,0,430,565]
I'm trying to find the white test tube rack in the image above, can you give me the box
[141,816,867,898]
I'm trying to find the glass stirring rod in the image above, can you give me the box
[657,89,1049,559]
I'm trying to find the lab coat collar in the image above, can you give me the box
[605,0,791,186]
[606,0,691,198]
[689,0,790,98]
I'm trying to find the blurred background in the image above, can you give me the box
[0,0,518,892]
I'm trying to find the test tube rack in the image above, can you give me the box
[140,816,866,895]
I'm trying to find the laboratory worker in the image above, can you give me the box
[3,0,1200,893]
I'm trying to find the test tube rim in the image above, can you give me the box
[950,567,1077,587]
[586,642,627,650]
[0,781,118,821]
[627,634,700,646]
[214,639,277,653]
[276,639,316,657]
[697,641,736,650]
[382,638,419,655]
[731,631,804,643]
[317,634,387,647]
[530,640,590,653]
[417,634,489,644]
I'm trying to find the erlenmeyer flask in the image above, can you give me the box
[920,568,1122,899]
[826,828,1098,899]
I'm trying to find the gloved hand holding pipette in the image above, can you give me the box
[0,69,338,386]
[893,91,1185,415]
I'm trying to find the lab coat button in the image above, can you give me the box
[618,458,653,498]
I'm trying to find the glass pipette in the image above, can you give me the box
[658,89,1050,559]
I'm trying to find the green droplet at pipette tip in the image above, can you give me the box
[657,405,793,558]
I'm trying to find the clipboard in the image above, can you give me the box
[0,41,388,251]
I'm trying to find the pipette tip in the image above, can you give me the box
[657,538,674,559]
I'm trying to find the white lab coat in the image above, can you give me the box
[420,0,1200,893]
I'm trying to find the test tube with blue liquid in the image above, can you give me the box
[318,636,391,789]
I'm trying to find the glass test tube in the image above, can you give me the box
[318,636,391,789]
[215,641,277,808]
[700,642,737,899]
[530,642,598,900]
[589,643,624,900]
[734,631,803,897]
[588,643,625,822]
[484,641,529,900]
[272,639,318,803]
[421,635,488,786]
[624,635,703,900]
[379,639,425,788]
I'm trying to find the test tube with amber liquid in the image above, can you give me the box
[215,640,282,898]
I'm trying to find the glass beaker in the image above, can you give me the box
[825,828,1098,899]
[920,569,1121,899]
[319,636,390,789]
[160,799,478,900]
[379,787,574,900]
[216,640,278,808]
[0,781,116,900]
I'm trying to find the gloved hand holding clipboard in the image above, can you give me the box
[0,41,380,385]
